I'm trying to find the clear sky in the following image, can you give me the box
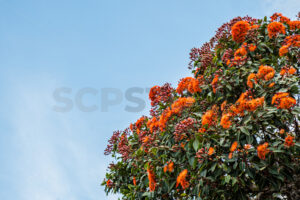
[0,0,298,199]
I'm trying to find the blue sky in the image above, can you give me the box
[0,0,299,199]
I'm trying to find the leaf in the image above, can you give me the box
[240,127,250,135]
[232,177,238,186]
[246,135,253,144]
[240,162,246,171]
[168,181,176,192]
[233,162,238,169]
[200,169,207,177]
[193,139,200,152]
[225,175,231,183]
[142,192,152,197]
[210,163,217,172]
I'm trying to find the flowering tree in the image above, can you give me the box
[103,13,300,200]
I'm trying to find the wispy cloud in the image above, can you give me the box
[261,0,300,18]
[7,77,119,200]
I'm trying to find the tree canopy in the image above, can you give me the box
[103,13,300,200]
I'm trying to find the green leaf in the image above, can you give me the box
[240,162,246,171]
[240,127,250,135]
[193,139,200,152]
[225,175,231,183]
[210,162,217,172]
[246,135,253,144]
[232,177,238,186]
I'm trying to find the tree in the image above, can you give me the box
[102,13,300,200]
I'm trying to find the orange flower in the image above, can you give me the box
[106,179,112,187]
[267,22,286,38]
[180,143,186,149]
[280,68,288,76]
[129,123,133,131]
[234,46,247,57]
[251,24,260,29]
[244,144,252,150]
[177,77,201,94]
[279,129,285,135]
[280,66,297,76]
[164,161,174,173]
[231,21,251,43]
[147,166,156,192]
[163,165,167,173]
[198,128,206,133]
[270,13,290,23]
[272,93,296,109]
[249,44,256,52]
[176,169,189,190]
[279,45,289,56]
[288,20,300,30]
[230,141,238,152]
[285,35,300,47]
[147,117,159,133]
[244,97,264,112]
[171,97,195,114]
[271,92,289,104]
[202,109,217,128]
[159,97,195,131]
[158,108,173,131]
[228,141,238,159]
[288,67,297,74]
[135,116,145,133]
[142,136,150,144]
[149,86,160,102]
[279,15,290,23]
[257,142,269,160]
[284,135,295,147]
[247,73,257,88]
[279,97,297,109]
[226,59,231,65]
[268,82,275,88]
[211,75,219,93]
[208,147,215,155]
[220,113,232,129]
[133,176,137,186]
[221,100,227,111]
[257,65,275,81]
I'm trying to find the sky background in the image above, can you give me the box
[0,0,299,199]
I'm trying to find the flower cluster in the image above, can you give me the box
[146,116,159,133]
[159,97,195,131]
[279,35,300,57]
[280,66,297,76]
[220,91,264,129]
[176,169,189,190]
[231,21,251,43]
[176,77,202,94]
[201,106,218,129]
[257,142,270,160]
[174,117,197,141]
[149,83,173,107]
[147,165,156,192]
[163,161,174,173]
[267,21,286,38]
[272,93,296,109]
[246,65,275,88]
[118,131,131,161]
[285,135,295,147]
[270,13,290,23]
[228,141,238,159]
